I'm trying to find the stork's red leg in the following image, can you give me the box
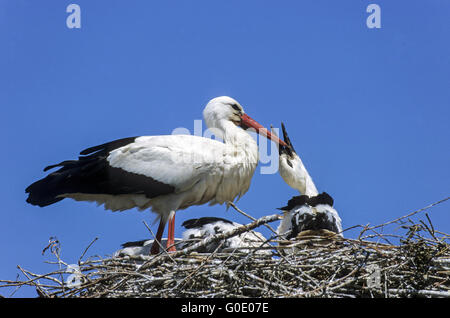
[166,213,176,252]
[150,219,166,255]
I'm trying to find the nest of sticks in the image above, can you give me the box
[1,198,449,298]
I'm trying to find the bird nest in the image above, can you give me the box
[1,198,449,298]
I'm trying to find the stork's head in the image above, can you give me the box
[277,122,319,196]
[203,96,287,146]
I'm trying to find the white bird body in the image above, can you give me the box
[275,123,343,238]
[65,134,258,215]
[26,96,286,254]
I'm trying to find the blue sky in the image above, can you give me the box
[0,1,449,297]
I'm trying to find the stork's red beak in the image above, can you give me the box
[240,114,288,147]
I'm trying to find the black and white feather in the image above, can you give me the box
[277,192,342,239]
[114,217,269,256]
[113,238,183,257]
[275,123,343,238]
[181,217,270,253]
[25,137,175,210]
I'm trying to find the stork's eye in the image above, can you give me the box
[230,103,241,112]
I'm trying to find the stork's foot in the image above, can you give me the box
[149,240,176,255]
[166,240,176,253]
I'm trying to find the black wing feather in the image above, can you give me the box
[277,195,309,211]
[26,137,175,207]
[182,217,234,229]
[79,137,138,156]
[278,192,334,211]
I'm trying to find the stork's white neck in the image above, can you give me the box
[210,120,259,204]
[303,173,319,197]
[219,120,259,165]
[279,153,319,197]
[222,120,256,146]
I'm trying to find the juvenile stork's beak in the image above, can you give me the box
[240,114,288,147]
[280,122,296,156]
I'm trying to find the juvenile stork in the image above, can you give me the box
[181,217,269,254]
[115,216,269,256]
[275,123,343,239]
[25,96,287,255]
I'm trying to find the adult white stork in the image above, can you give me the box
[25,96,287,255]
[275,123,343,239]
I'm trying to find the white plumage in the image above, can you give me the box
[73,133,258,212]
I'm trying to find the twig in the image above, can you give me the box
[78,237,98,266]
[362,197,450,234]
[142,220,177,263]
[227,201,280,236]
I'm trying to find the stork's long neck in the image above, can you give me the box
[293,154,318,196]
[297,160,319,196]
[223,120,254,144]
[280,153,319,197]
[208,119,259,204]
[222,121,259,164]
[302,168,319,197]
